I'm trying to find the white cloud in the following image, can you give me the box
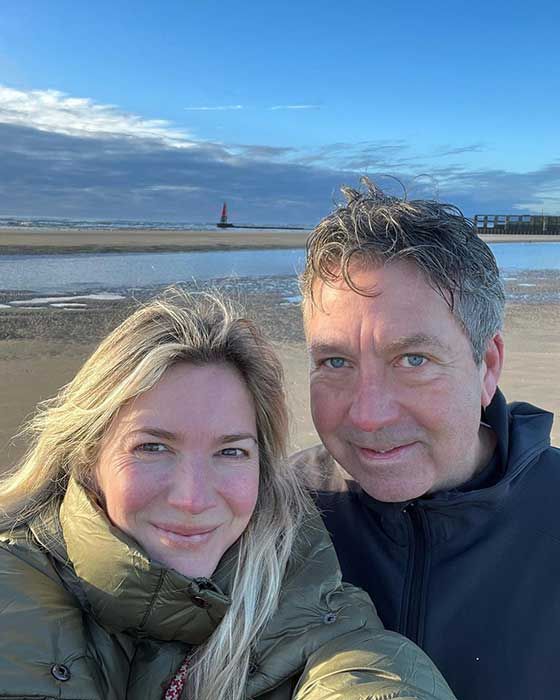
[184,105,244,111]
[0,85,194,148]
[269,104,320,111]
[144,185,202,192]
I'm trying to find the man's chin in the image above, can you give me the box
[362,482,430,503]
[344,458,433,502]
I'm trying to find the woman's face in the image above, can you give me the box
[95,362,260,578]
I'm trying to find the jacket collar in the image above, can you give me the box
[484,388,553,483]
[39,477,232,645]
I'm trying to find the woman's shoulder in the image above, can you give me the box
[0,526,105,698]
[0,522,60,579]
[250,509,456,700]
[285,505,375,614]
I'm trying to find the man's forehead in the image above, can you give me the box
[303,263,470,352]
[304,274,370,319]
[305,262,431,316]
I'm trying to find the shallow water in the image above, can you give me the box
[1,243,560,294]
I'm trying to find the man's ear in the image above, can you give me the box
[480,332,505,407]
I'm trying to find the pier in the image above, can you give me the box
[474,214,560,235]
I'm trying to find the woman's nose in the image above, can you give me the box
[166,456,218,514]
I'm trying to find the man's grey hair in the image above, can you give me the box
[301,178,505,364]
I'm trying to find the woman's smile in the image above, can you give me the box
[151,522,219,547]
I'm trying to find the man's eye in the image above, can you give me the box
[400,354,427,368]
[323,357,348,369]
[136,442,168,453]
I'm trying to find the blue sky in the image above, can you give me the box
[0,0,559,223]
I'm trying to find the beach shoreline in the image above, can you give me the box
[1,226,559,255]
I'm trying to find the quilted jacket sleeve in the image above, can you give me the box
[293,626,456,700]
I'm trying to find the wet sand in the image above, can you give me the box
[1,281,558,472]
[0,227,309,255]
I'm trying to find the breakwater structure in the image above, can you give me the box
[474,214,560,235]
[216,202,309,231]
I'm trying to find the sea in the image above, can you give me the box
[0,216,219,231]
[0,216,310,231]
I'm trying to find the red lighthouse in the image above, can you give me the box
[217,202,234,228]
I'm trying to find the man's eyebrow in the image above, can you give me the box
[308,335,449,355]
[384,334,450,354]
[308,341,347,355]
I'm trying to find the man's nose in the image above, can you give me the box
[167,456,218,515]
[347,367,401,433]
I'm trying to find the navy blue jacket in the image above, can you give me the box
[294,390,559,699]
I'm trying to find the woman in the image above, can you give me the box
[0,290,455,700]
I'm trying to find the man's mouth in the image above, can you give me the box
[356,442,417,460]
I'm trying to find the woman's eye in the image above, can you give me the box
[400,354,427,368]
[323,357,348,369]
[219,447,248,458]
[136,442,168,453]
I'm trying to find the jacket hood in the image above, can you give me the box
[485,388,553,483]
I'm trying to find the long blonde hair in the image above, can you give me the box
[0,289,310,700]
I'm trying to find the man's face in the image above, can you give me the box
[306,260,502,502]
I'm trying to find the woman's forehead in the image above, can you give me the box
[111,362,257,438]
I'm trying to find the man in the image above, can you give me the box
[295,178,559,699]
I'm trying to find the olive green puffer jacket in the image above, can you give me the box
[0,478,456,699]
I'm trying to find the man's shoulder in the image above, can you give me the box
[290,444,356,494]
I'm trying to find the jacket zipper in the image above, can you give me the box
[400,502,429,646]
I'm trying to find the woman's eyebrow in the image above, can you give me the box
[127,428,258,444]
[220,433,258,444]
[127,427,177,440]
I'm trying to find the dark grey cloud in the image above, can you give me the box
[433,143,487,158]
[233,144,298,160]
[296,140,414,170]
[0,122,558,223]
[434,162,560,214]
[0,123,355,224]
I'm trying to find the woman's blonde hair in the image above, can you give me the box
[0,289,310,700]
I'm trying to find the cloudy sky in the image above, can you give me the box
[1,0,559,224]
